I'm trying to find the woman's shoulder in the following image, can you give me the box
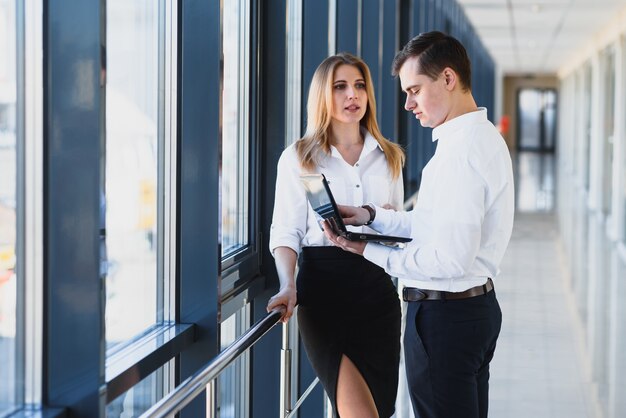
[278,142,300,163]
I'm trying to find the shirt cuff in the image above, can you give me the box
[369,204,392,231]
[363,242,393,270]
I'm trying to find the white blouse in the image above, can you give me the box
[363,108,515,292]
[269,130,404,255]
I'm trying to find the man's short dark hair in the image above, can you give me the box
[391,31,472,91]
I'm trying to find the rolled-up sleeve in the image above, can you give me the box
[269,148,308,256]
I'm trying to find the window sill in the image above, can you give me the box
[7,407,66,418]
[105,323,195,402]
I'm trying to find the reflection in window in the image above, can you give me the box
[0,0,18,414]
[105,1,160,349]
[221,0,250,257]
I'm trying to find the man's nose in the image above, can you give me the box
[404,96,414,111]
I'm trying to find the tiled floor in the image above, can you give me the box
[489,211,596,417]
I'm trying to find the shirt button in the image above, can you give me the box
[356,184,360,188]
[355,163,359,167]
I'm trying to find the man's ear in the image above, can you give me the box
[442,68,457,91]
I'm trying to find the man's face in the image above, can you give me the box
[398,56,451,129]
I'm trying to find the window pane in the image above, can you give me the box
[105,1,160,349]
[221,0,249,257]
[216,306,250,418]
[0,0,18,413]
[106,365,170,417]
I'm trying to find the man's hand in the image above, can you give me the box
[322,221,367,256]
[336,204,371,226]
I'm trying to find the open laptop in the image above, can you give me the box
[300,173,412,244]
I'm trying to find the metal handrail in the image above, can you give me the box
[139,306,286,418]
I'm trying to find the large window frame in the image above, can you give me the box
[219,0,263,311]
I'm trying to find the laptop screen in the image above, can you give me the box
[299,173,347,234]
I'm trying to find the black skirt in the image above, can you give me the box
[296,246,401,418]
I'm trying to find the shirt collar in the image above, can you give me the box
[431,107,488,143]
[329,127,382,159]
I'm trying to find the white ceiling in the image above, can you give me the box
[456,0,626,75]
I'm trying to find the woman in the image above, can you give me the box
[267,53,405,418]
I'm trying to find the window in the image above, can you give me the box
[106,364,172,418]
[0,0,18,414]
[216,304,250,418]
[104,0,176,352]
[602,47,615,216]
[221,0,250,257]
[583,63,592,191]
[105,0,160,350]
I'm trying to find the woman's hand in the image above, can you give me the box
[322,221,367,255]
[267,285,297,323]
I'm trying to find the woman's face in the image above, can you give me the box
[330,64,368,125]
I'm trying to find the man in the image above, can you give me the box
[323,31,514,418]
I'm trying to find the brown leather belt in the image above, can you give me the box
[402,278,494,302]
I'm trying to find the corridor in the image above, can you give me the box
[489,152,626,418]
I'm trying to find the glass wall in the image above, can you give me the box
[221,0,250,257]
[0,0,18,414]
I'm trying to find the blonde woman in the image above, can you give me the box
[267,53,405,418]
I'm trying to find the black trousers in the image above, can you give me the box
[404,289,502,418]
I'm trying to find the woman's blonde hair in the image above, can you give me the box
[295,53,405,179]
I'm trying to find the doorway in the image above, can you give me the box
[516,88,558,152]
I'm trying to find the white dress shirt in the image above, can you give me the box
[363,108,514,292]
[270,129,404,255]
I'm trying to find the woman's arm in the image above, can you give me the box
[267,246,298,322]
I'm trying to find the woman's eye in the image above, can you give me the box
[356,83,366,89]
[334,84,346,90]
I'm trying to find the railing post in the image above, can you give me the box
[280,322,292,418]
[206,380,216,418]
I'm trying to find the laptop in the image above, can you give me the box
[300,173,412,244]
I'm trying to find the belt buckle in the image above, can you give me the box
[403,287,427,301]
